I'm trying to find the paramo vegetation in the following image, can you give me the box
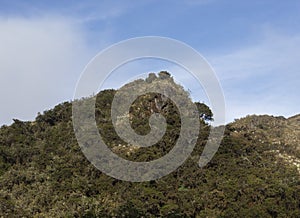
[0,72,299,217]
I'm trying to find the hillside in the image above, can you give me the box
[0,72,299,217]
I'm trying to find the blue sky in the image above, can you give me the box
[0,0,299,125]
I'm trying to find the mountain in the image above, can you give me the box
[0,72,299,217]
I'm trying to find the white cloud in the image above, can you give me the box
[0,16,93,125]
[82,31,300,125]
[69,1,130,23]
[208,32,300,123]
[1,11,298,127]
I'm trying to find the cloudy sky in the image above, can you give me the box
[0,0,299,125]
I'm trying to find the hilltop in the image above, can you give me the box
[0,72,299,217]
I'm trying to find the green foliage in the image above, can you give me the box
[195,102,213,122]
[0,72,299,217]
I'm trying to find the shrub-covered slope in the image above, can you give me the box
[0,72,299,217]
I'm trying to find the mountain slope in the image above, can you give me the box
[0,72,299,217]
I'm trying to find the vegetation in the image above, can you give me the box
[0,72,299,217]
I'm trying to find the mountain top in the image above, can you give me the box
[0,72,299,217]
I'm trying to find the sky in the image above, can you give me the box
[0,0,299,125]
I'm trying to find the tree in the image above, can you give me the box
[195,102,213,122]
